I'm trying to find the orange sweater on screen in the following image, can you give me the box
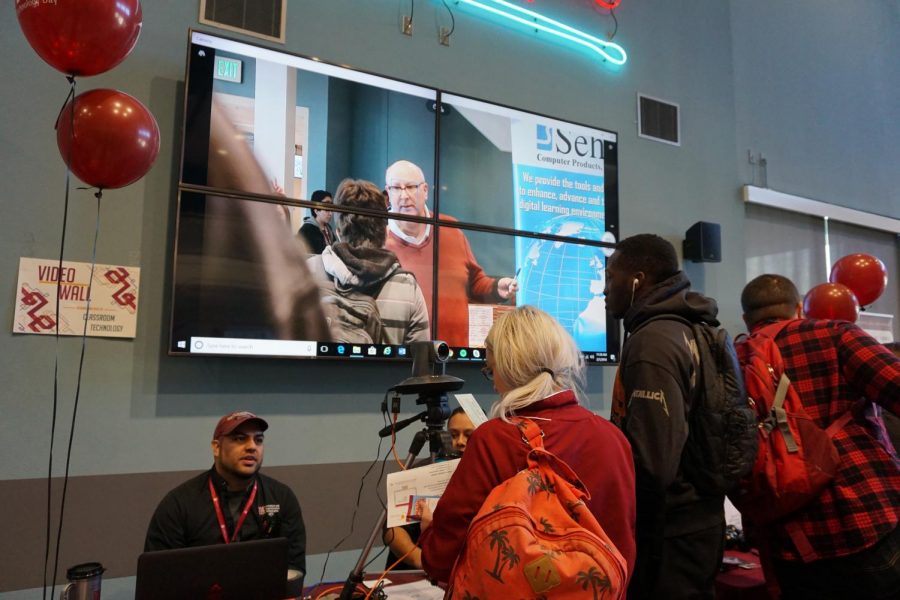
[385,216,501,347]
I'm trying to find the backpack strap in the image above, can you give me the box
[825,398,868,437]
[359,272,392,301]
[514,418,545,450]
[512,417,592,497]
[771,373,798,452]
[632,313,694,333]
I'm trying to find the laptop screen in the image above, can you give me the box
[135,538,290,600]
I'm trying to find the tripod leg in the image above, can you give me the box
[338,430,428,600]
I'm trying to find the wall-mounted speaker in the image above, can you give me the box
[683,221,721,263]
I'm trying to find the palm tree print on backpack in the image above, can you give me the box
[565,499,586,523]
[526,470,556,496]
[485,529,521,582]
[539,517,555,533]
[576,566,613,600]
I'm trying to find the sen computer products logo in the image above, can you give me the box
[534,124,606,169]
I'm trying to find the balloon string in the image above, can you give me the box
[44,75,76,600]
[50,189,102,599]
[52,77,77,136]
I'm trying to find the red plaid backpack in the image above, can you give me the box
[731,320,856,526]
[447,418,627,600]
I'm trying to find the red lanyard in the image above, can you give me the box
[208,476,258,544]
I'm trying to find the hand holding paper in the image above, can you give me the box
[417,498,434,531]
[386,459,460,528]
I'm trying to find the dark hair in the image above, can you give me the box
[309,190,332,217]
[613,234,679,284]
[333,179,388,248]
[884,341,900,355]
[741,274,801,326]
[450,407,467,418]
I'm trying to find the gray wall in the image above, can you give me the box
[2,0,897,596]
[731,1,900,217]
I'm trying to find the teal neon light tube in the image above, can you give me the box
[455,0,627,65]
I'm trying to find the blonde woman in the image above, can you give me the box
[418,306,636,585]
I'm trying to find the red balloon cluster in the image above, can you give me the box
[16,0,159,189]
[803,253,889,322]
[16,0,143,77]
[56,90,160,190]
[829,254,888,307]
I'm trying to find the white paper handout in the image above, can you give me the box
[385,459,460,528]
[454,393,489,428]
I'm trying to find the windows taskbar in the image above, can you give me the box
[178,337,610,362]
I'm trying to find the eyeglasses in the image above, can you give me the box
[481,366,493,381]
[386,183,423,195]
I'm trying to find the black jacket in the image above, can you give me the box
[144,469,306,572]
[299,218,334,255]
[612,273,724,564]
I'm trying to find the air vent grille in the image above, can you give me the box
[200,0,286,42]
[638,94,680,146]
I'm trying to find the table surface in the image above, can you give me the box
[304,554,768,600]
[716,550,770,600]
[303,571,430,599]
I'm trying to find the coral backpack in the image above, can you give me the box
[447,419,627,600]
[731,320,856,527]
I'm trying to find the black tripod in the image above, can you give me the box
[338,372,463,600]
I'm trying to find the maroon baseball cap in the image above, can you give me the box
[213,411,269,440]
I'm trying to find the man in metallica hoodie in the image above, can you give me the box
[605,234,725,600]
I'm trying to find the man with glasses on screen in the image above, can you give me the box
[384,160,518,347]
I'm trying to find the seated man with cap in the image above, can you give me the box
[144,411,306,575]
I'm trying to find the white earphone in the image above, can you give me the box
[632,278,639,291]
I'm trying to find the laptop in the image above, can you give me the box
[135,538,289,600]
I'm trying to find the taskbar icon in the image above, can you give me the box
[316,343,409,359]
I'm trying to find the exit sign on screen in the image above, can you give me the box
[213,57,242,83]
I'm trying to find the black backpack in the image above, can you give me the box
[643,315,758,495]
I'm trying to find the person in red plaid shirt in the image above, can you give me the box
[740,274,900,599]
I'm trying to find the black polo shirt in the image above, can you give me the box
[144,468,306,572]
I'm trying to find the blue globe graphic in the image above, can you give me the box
[517,215,608,351]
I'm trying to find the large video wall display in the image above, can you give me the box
[171,31,620,363]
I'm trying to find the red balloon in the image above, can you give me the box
[56,89,160,190]
[803,283,860,323]
[829,253,888,306]
[16,0,142,77]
